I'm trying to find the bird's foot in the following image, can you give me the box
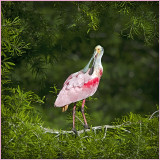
[72,128,78,134]
[84,124,90,129]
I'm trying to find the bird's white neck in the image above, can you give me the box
[92,56,103,77]
[95,53,103,68]
[95,56,102,68]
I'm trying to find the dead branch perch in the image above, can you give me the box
[149,110,159,120]
[40,121,131,136]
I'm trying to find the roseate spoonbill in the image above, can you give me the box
[54,45,104,132]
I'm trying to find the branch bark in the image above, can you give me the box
[149,110,159,120]
[40,121,131,136]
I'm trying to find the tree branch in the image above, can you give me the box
[40,109,158,137]
[40,121,131,136]
[149,110,159,120]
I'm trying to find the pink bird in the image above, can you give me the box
[54,45,104,133]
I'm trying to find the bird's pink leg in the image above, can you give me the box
[72,103,77,133]
[81,99,89,129]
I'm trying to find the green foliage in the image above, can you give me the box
[1,16,29,57]
[59,112,158,159]
[1,7,43,159]
[2,107,159,159]
[110,1,159,45]
[1,2,159,159]
[1,86,44,159]
[1,15,29,85]
[121,7,158,45]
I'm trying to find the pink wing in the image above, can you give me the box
[54,69,100,107]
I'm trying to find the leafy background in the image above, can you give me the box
[1,1,159,159]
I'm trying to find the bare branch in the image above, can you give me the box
[149,110,159,120]
[40,122,131,136]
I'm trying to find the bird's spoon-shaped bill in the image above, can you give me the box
[82,51,97,73]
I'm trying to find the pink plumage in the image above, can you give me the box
[55,69,103,107]
[54,45,104,131]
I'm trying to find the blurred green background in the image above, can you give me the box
[2,1,159,130]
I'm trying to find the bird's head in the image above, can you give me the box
[94,45,104,59]
[82,45,104,73]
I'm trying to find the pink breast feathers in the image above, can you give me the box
[83,77,99,88]
[99,69,103,77]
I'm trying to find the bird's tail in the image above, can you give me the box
[62,105,68,112]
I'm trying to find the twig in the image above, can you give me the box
[75,115,85,126]
[102,127,107,140]
[149,110,159,120]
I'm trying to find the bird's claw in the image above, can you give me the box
[84,124,90,129]
[72,128,78,134]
